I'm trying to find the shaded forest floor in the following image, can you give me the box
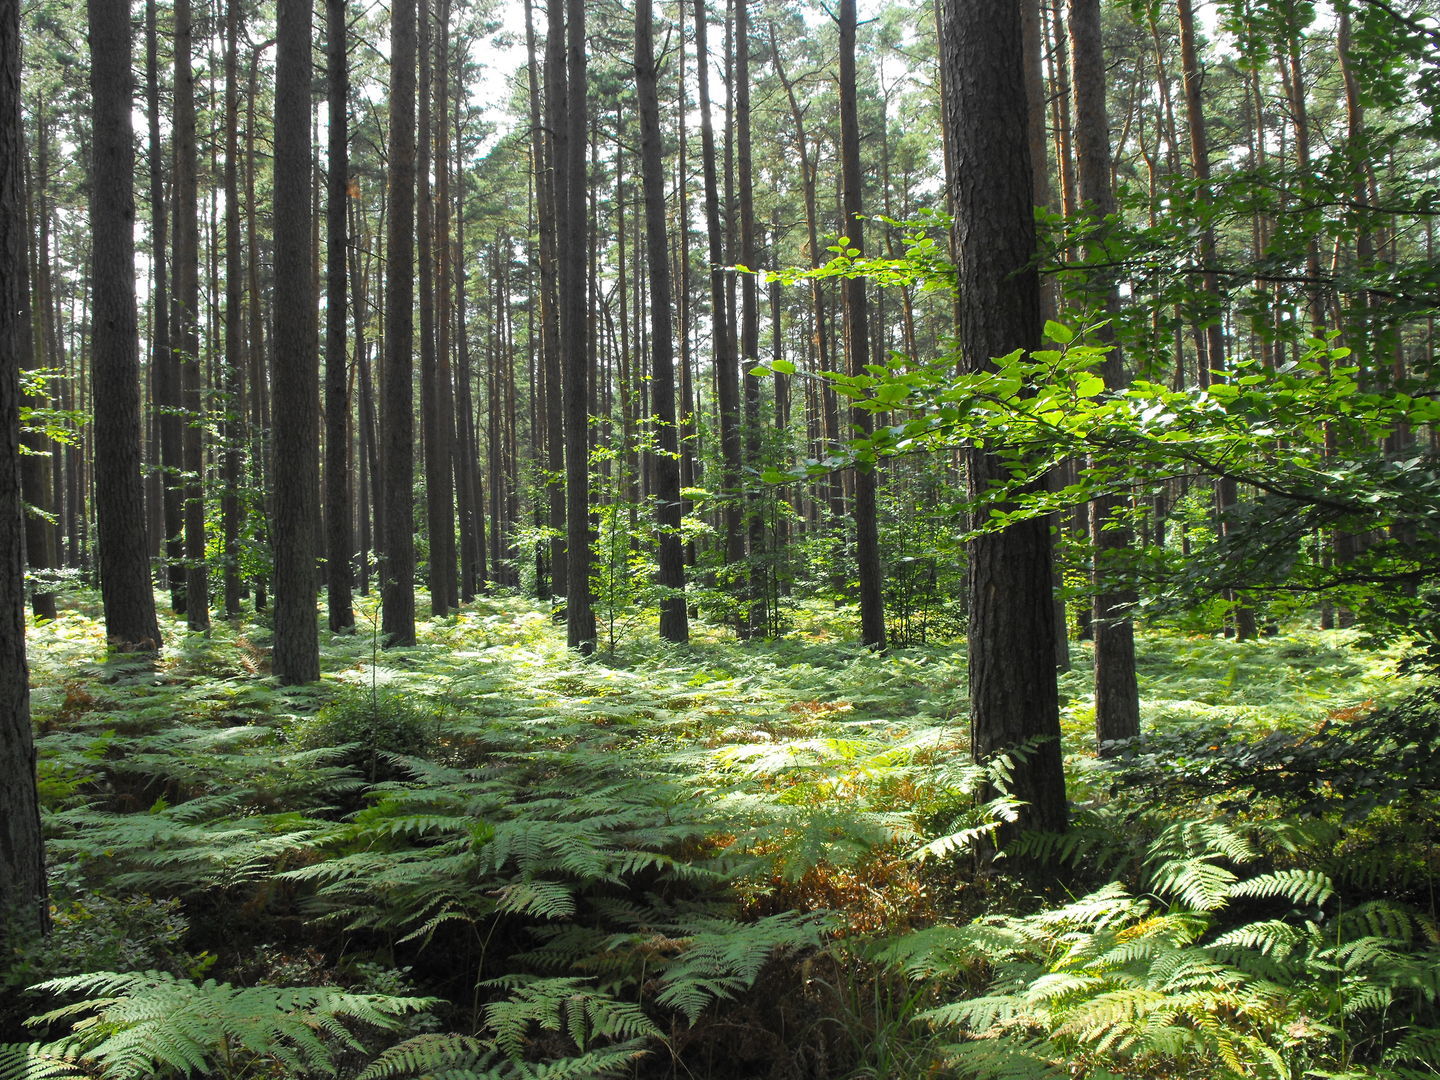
[4,594,1438,1079]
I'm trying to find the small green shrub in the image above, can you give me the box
[291,690,437,781]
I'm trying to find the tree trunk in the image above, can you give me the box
[87,0,164,656]
[840,0,887,650]
[174,0,209,631]
[433,0,460,611]
[693,0,744,581]
[560,0,595,652]
[1068,0,1139,750]
[221,0,246,618]
[324,0,354,632]
[270,0,320,683]
[382,0,418,646]
[1,0,48,944]
[636,0,689,644]
[940,0,1067,836]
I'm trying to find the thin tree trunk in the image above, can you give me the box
[1069,0,1139,750]
[323,0,354,632]
[382,0,418,646]
[694,0,744,581]
[559,0,594,651]
[221,0,246,618]
[636,0,688,643]
[174,0,209,630]
[839,0,887,650]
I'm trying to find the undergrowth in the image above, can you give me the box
[3,596,1435,1079]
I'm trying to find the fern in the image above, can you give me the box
[480,977,660,1059]
[2,971,436,1080]
[652,911,832,1023]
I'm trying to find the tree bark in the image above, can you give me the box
[174,0,209,631]
[560,0,595,652]
[1,0,47,944]
[940,0,1067,835]
[221,0,246,618]
[382,0,418,646]
[270,0,320,683]
[87,0,164,656]
[1068,0,1140,750]
[636,0,689,644]
[325,0,354,632]
[693,0,744,581]
[840,0,887,650]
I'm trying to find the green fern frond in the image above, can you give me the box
[0,1044,86,1080]
[18,971,436,1080]
[919,993,1025,1033]
[1148,856,1239,912]
[653,911,830,1024]
[1226,868,1334,909]
[936,1034,1068,1080]
[481,977,659,1059]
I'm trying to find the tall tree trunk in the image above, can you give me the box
[325,0,354,632]
[382,0,418,646]
[940,0,1067,836]
[418,0,448,617]
[271,0,320,683]
[1176,0,1256,640]
[147,2,184,613]
[736,0,767,636]
[636,0,689,644]
[87,0,164,656]
[1068,0,1139,750]
[543,0,568,607]
[221,0,246,618]
[452,65,485,597]
[840,0,887,650]
[433,0,460,611]
[560,0,595,651]
[245,41,272,611]
[20,143,56,621]
[1,0,46,940]
[694,0,744,580]
[174,0,209,630]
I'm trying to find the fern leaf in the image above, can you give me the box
[1226,868,1334,909]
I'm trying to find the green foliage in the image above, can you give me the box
[0,972,436,1080]
[13,600,1440,1078]
[882,817,1440,1079]
[291,687,439,782]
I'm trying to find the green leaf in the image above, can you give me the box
[1044,320,1075,344]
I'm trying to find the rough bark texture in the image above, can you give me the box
[174,0,209,630]
[87,0,163,656]
[542,0,568,604]
[940,0,1067,834]
[636,0,688,644]
[325,0,354,633]
[270,0,320,683]
[221,0,246,618]
[839,0,886,650]
[382,0,418,646]
[1,0,47,944]
[560,0,595,652]
[693,0,744,575]
[1067,0,1139,750]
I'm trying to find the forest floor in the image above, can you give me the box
[4,594,1437,1079]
